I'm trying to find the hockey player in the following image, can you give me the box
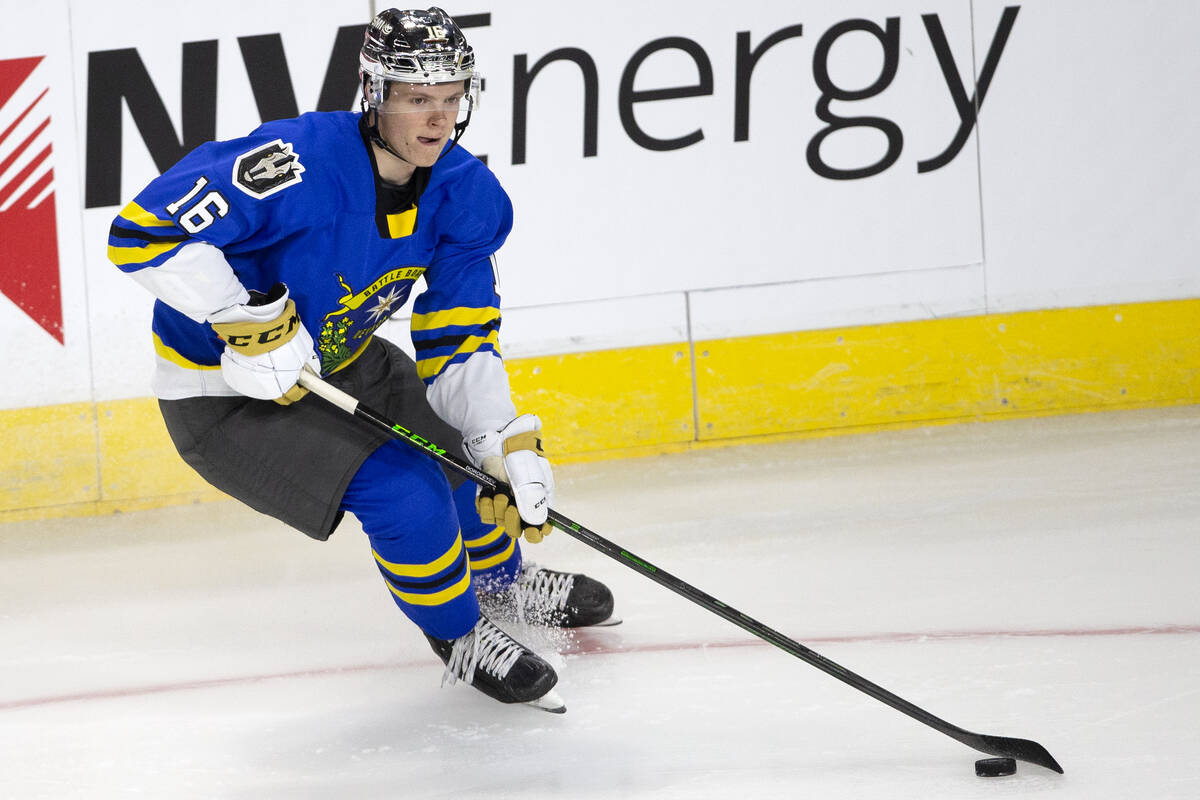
[107,7,614,712]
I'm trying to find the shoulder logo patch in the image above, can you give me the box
[232,139,305,198]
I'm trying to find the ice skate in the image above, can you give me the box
[482,563,620,628]
[426,613,565,713]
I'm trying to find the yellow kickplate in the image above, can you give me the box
[0,402,98,513]
[695,300,1200,440]
[507,342,695,456]
[2,298,1198,522]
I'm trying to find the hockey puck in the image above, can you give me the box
[975,757,1017,777]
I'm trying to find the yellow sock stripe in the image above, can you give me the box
[371,534,464,578]
[415,330,500,382]
[463,525,505,549]
[382,568,473,606]
[152,332,220,370]
[469,536,516,571]
[118,200,176,228]
[410,306,499,332]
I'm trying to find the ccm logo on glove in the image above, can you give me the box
[209,282,320,406]
[213,303,302,353]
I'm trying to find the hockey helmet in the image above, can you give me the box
[360,8,478,107]
[359,8,480,159]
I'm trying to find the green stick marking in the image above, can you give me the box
[620,550,657,573]
[391,424,447,455]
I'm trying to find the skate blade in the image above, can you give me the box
[589,614,622,627]
[526,688,566,714]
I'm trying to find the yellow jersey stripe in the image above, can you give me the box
[411,306,499,332]
[108,239,184,267]
[382,569,472,606]
[469,537,516,571]
[463,525,505,549]
[372,534,464,578]
[386,207,418,238]
[153,332,220,370]
[416,330,500,382]
[118,200,176,228]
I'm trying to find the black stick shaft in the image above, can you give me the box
[297,371,1063,774]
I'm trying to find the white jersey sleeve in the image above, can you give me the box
[425,350,518,439]
[127,241,250,323]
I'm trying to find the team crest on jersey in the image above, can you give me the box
[316,267,427,373]
[232,139,304,198]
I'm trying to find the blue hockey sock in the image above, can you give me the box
[342,442,479,640]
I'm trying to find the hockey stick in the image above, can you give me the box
[297,369,1063,774]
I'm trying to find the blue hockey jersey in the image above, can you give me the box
[107,111,512,400]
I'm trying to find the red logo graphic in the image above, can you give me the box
[0,56,61,344]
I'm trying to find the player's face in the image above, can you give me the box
[375,82,468,168]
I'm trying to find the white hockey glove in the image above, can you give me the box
[209,282,320,405]
[464,414,555,543]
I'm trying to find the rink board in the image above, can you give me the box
[2,297,1198,522]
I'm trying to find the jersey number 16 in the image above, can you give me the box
[167,176,230,234]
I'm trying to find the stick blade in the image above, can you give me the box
[972,733,1063,774]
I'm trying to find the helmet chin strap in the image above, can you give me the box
[362,103,413,165]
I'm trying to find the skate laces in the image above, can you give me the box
[442,617,525,688]
[515,565,575,622]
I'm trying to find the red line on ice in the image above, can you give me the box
[2,623,1196,712]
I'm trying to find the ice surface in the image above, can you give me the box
[2,406,1199,798]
